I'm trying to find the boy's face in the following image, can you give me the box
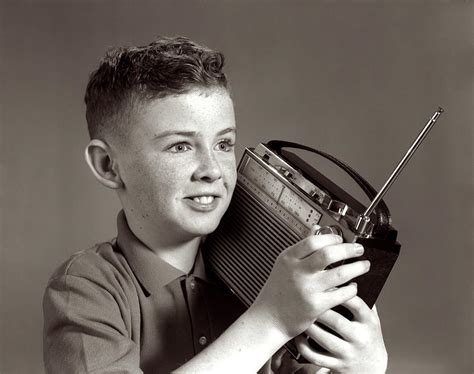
[115,88,237,242]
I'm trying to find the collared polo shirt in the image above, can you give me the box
[43,211,246,373]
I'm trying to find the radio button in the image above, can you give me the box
[315,225,343,237]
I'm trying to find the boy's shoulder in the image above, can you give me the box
[47,239,133,290]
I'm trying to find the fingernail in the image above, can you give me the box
[350,282,358,288]
[335,235,343,243]
[364,260,371,270]
[354,244,364,255]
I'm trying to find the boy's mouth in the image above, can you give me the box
[184,195,221,212]
[192,196,215,204]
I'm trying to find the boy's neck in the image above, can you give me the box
[124,211,202,274]
[153,237,202,274]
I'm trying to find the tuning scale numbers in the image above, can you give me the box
[279,189,321,228]
[243,161,283,199]
[240,159,322,234]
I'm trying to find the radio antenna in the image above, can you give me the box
[356,107,444,235]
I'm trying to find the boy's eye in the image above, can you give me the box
[216,140,234,152]
[169,143,191,153]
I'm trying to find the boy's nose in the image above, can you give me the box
[192,150,223,182]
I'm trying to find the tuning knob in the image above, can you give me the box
[314,225,343,237]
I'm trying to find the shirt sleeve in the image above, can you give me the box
[43,273,143,373]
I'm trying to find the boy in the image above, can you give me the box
[43,36,387,373]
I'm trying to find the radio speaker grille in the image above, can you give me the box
[205,183,302,307]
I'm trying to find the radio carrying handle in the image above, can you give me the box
[266,140,391,235]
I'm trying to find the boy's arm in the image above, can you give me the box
[175,234,369,373]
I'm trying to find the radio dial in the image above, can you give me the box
[314,225,343,237]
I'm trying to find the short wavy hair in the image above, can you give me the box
[84,36,229,140]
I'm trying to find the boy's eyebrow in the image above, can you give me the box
[217,127,236,136]
[153,127,236,140]
[153,131,196,140]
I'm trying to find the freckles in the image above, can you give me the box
[166,165,188,181]
[222,161,237,179]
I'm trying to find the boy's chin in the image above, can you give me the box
[186,220,221,238]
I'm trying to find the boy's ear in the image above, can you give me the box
[84,139,123,189]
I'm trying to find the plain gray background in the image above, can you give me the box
[1,1,472,373]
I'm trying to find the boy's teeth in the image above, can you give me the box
[193,196,214,204]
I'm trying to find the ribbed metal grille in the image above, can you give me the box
[205,183,302,307]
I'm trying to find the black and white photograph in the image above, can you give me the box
[1,1,472,373]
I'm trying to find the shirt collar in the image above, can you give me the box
[115,210,208,295]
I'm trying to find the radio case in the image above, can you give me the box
[204,141,401,360]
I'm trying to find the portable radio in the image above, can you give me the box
[204,108,444,360]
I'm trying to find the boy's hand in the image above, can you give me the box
[251,234,370,340]
[271,347,330,373]
[295,298,388,374]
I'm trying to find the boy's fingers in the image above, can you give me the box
[294,334,339,369]
[316,309,352,340]
[270,347,287,372]
[287,234,342,260]
[302,243,364,271]
[321,260,370,289]
[318,283,358,311]
[341,296,371,322]
[304,323,346,354]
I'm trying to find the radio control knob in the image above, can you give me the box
[315,225,343,237]
[327,200,349,216]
